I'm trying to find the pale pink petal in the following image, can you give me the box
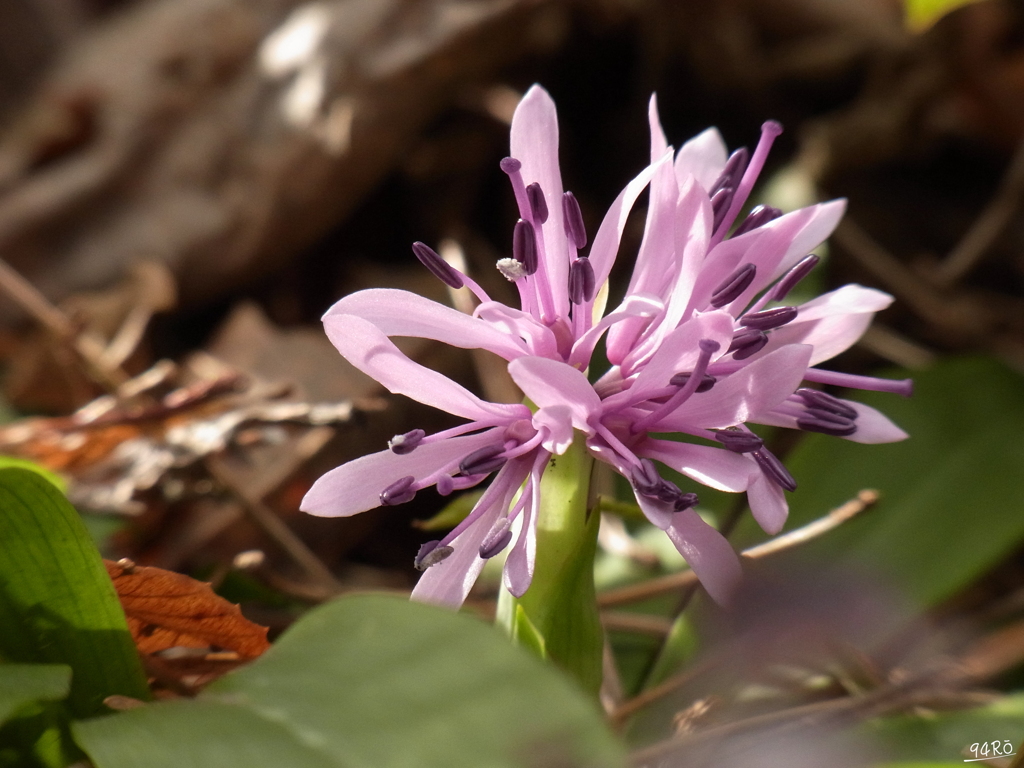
[534,404,574,454]
[326,289,528,360]
[569,293,663,369]
[845,401,909,444]
[324,314,522,422]
[632,488,676,530]
[474,301,559,359]
[504,457,544,597]
[410,503,502,608]
[508,356,600,433]
[630,310,735,394]
[640,439,752,492]
[765,199,846,282]
[745,471,789,535]
[664,509,743,605]
[300,430,499,517]
[648,94,669,160]
[674,127,728,192]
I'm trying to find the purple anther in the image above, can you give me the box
[512,219,538,275]
[795,388,858,420]
[562,191,587,249]
[674,492,699,512]
[770,254,819,301]
[526,182,548,224]
[728,328,768,360]
[752,449,797,492]
[740,306,798,330]
[797,410,857,437]
[479,517,513,559]
[415,540,455,570]
[668,372,717,393]
[655,480,682,504]
[714,429,764,453]
[436,475,455,496]
[499,157,522,174]
[412,241,464,289]
[710,263,756,308]
[568,257,596,304]
[630,458,662,497]
[380,476,416,506]
[732,204,782,237]
[459,444,507,476]
[711,147,749,196]
[388,428,426,455]
[710,186,735,232]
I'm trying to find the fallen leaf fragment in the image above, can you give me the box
[105,558,271,659]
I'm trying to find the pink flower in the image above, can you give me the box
[301,85,909,607]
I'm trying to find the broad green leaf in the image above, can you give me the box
[74,594,625,768]
[736,357,1024,606]
[0,458,63,492]
[0,665,70,725]
[904,0,984,31]
[0,468,148,715]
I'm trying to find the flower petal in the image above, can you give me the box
[508,356,601,433]
[504,456,544,597]
[845,401,909,444]
[664,509,743,604]
[674,128,728,193]
[410,504,501,608]
[629,310,735,394]
[745,470,789,535]
[324,314,523,422]
[300,430,499,517]
[641,438,752,492]
[326,289,528,360]
[570,293,663,369]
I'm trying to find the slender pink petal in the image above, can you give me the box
[628,310,735,395]
[664,509,743,604]
[504,455,545,597]
[508,356,600,433]
[845,401,909,444]
[326,289,528,360]
[474,302,559,359]
[641,439,752,492]
[765,199,846,282]
[570,293,663,369]
[745,471,789,535]
[534,404,574,454]
[674,127,728,193]
[324,314,522,422]
[300,430,499,517]
[648,94,669,160]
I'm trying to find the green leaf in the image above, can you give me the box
[737,357,1024,606]
[0,468,148,715]
[0,665,70,725]
[74,594,624,768]
[903,0,985,31]
[0,457,64,493]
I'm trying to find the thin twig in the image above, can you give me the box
[598,490,879,609]
[935,133,1024,288]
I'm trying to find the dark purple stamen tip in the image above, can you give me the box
[512,219,538,275]
[500,156,521,174]
[479,519,513,560]
[674,492,699,512]
[732,204,782,237]
[380,476,416,506]
[797,411,858,437]
[710,187,735,232]
[699,338,722,355]
[389,428,426,454]
[712,147,749,196]
[562,191,587,249]
[741,306,798,330]
[459,444,507,476]
[412,242,463,289]
[415,540,454,570]
[715,429,764,453]
[771,254,819,301]
[710,263,756,308]
[630,458,662,497]
[568,257,596,304]
[752,449,797,492]
[795,388,858,419]
[728,328,768,360]
[669,372,717,393]
[526,182,548,224]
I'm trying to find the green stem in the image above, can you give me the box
[497,434,604,695]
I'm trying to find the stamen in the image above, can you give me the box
[630,339,720,433]
[512,219,538,275]
[728,328,768,360]
[711,147,749,196]
[479,517,513,559]
[459,444,507,476]
[710,121,783,247]
[412,242,464,289]
[795,388,858,419]
[526,182,549,224]
[797,410,857,437]
[496,258,528,282]
[436,475,455,496]
[710,263,756,308]
[562,191,587,249]
[740,306,798,330]
[770,254,819,301]
[388,428,425,454]
[714,428,764,453]
[630,458,662,497]
[668,372,716,393]
[802,368,913,396]
[414,540,455,570]
[380,476,416,506]
[499,157,521,173]
[674,492,699,512]
[752,449,797,492]
[710,186,735,232]
[732,204,782,237]
[568,257,596,304]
